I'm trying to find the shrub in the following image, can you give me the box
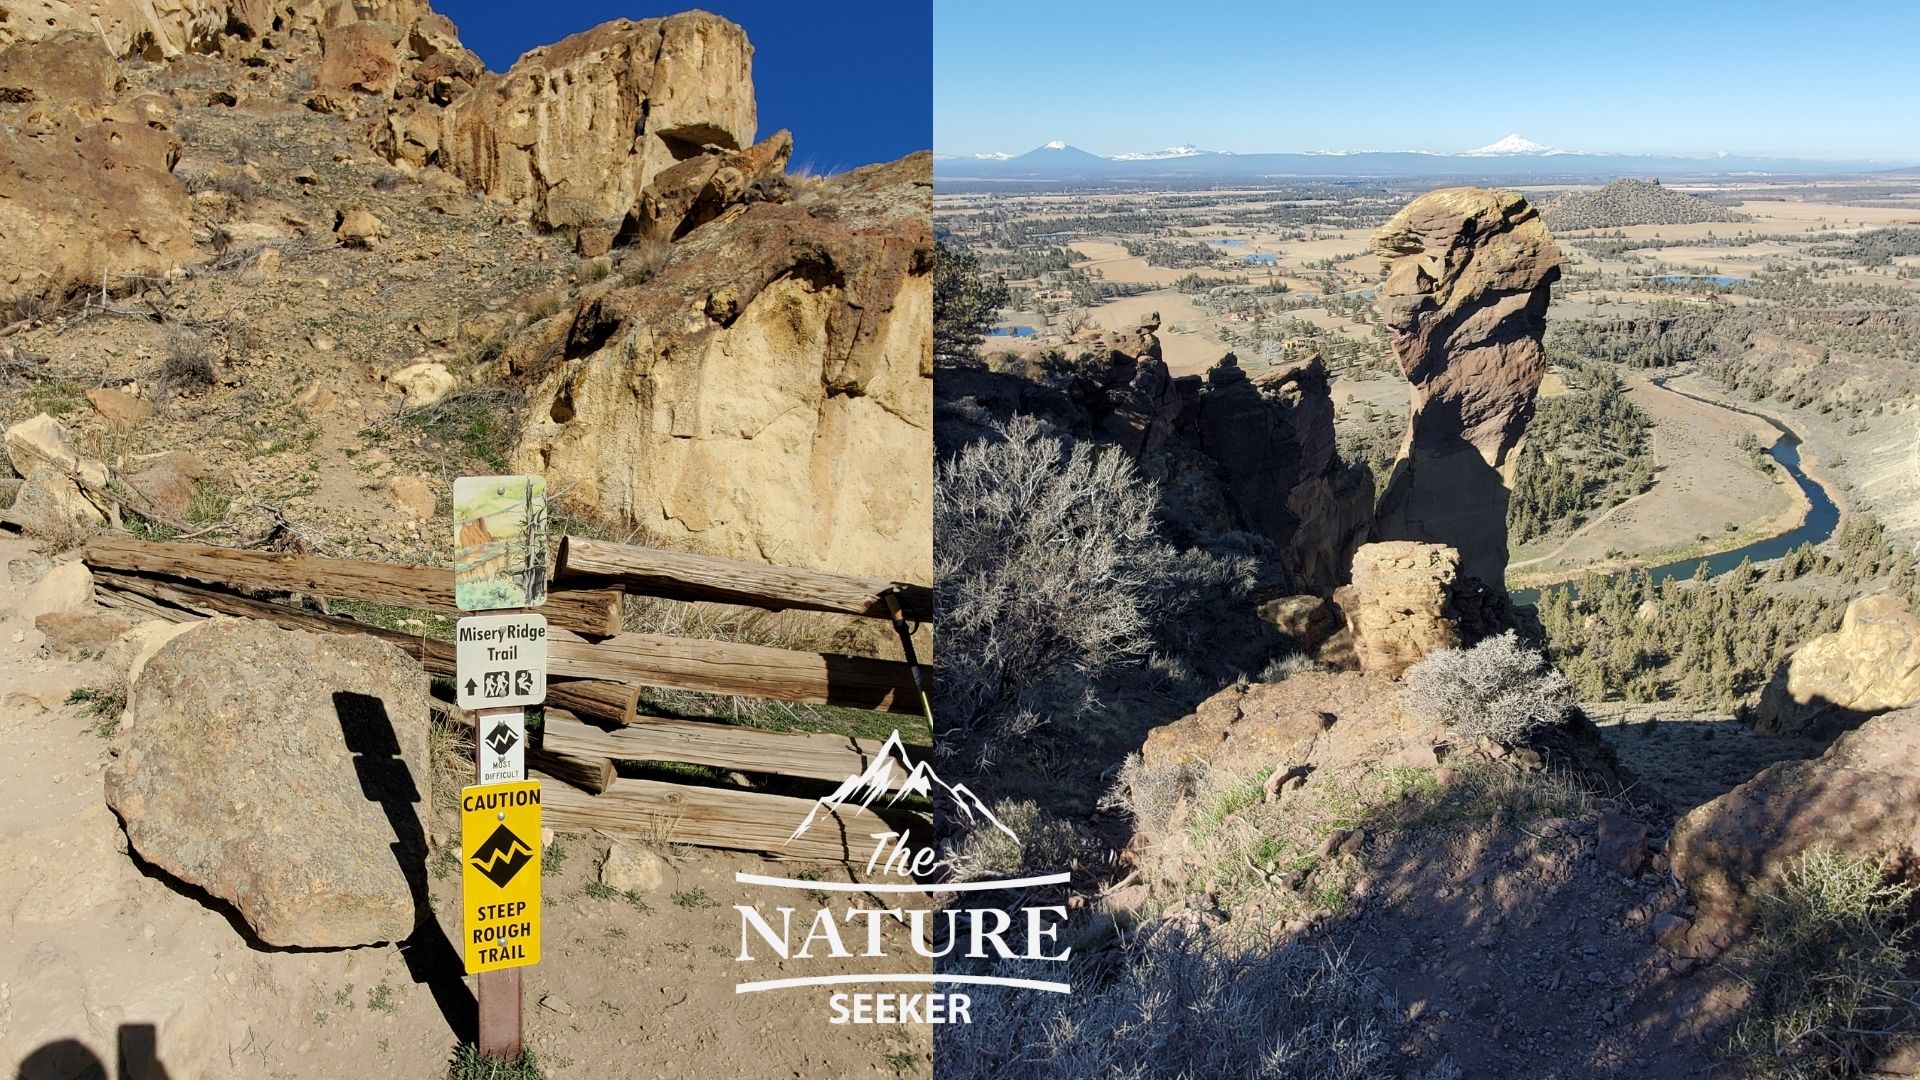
[1729,845,1919,1079]
[944,798,1093,884]
[939,927,1391,1079]
[934,415,1170,766]
[159,326,217,391]
[1402,631,1573,744]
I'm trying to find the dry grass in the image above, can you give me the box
[1728,845,1920,1079]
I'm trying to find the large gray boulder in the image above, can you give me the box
[104,619,434,948]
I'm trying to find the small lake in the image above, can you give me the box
[1244,254,1279,265]
[1511,391,1840,606]
[986,326,1036,338]
[1209,239,1245,247]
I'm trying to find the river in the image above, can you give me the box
[1510,382,1842,605]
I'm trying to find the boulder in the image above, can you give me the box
[1258,595,1338,649]
[620,129,793,246]
[104,619,434,948]
[376,12,756,227]
[1369,188,1563,591]
[599,842,667,893]
[16,560,94,622]
[86,387,152,425]
[116,618,197,685]
[1671,707,1920,940]
[3,413,109,490]
[1755,593,1920,737]
[385,475,436,519]
[334,206,387,248]
[388,361,456,409]
[126,450,215,520]
[34,608,137,656]
[1342,542,1463,677]
[2,465,105,537]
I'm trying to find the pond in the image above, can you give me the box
[1244,254,1278,265]
[986,326,1036,338]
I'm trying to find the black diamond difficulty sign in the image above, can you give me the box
[484,720,520,757]
[470,823,535,888]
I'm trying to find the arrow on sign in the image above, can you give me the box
[465,678,479,696]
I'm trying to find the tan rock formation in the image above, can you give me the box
[1341,541,1462,677]
[377,13,757,228]
[0,32,193,307]
[1672,707,1920,940]
[1370,187,1563,590]
[620,130,793,247]
[0,0,428,59]
[499,153,932,582]
[1755,593,1920,736]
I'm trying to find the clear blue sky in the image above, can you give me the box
[935,0,1920,161]
[437,2,930,173]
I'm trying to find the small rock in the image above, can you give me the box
[538,995,573,1016]
[388,362,456,409]
[599,841,666,893]
[1596,811,1650,876]
[333,206,386,249]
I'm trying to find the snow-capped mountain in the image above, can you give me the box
[790,732,1016,843]
[1462,134,1565,156]
[1112,143,1221,161]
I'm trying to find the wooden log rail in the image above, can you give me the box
[553,536,932,623]
[548,632,926,715]
[538,773,928,862]
[540,710,924,790]
[91,569,639,727]
[84,535,623,636]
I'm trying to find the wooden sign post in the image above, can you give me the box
[453,476,552,1061]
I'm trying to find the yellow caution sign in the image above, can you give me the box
[461,780,542,974]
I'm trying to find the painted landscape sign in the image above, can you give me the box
[453,475,550,611]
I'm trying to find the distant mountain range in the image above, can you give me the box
[934,135,1915,181]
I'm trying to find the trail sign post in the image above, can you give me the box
[452,475,551,1061]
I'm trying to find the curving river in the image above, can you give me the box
[1510,383,1842,605]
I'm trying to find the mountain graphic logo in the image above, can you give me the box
[484,721,519,757]
[470,823,534,887]
[790,731,1016,844]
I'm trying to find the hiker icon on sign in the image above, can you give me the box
[483,671,511,698]
[514,669,535,696]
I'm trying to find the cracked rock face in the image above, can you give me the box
[499,153,933,583]
[1369,187,1563,590]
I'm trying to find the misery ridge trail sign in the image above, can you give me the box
[452,474,550,1058]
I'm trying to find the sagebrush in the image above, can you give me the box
[934,415,1170,766]
[1403,631,1574,743]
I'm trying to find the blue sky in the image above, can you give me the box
[935,0,1920,161]
[436,1,930,173]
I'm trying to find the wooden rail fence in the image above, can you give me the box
[84,534,934,861]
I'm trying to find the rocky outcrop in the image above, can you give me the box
[1370,187,1563,591]
[1339,541,1462,677]
[376,13,757,228]
[1755,593,1920,737]
[497,153,932,582]
[0,31,193,307]
[0,0,429,58]
[1184,353,1371,592]
[1672,708,1920,940]
[619,130,793,248]
[104,620,434,948]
